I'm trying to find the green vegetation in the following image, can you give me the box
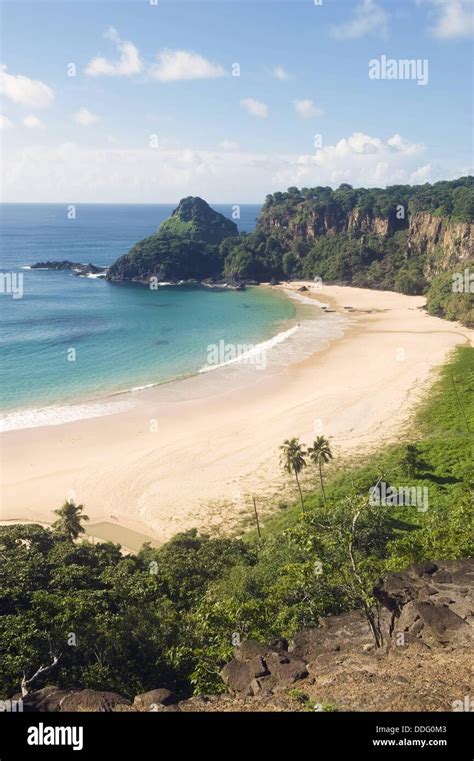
[106,196,237,283]
[107,181,473,327]
[426,270,474,328]
[1,348,472,700]
[53,500,89,541]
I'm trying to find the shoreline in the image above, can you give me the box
[0,283,309,432]
[1,283,472,547]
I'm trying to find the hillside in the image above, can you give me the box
[106,179,474,326]
[106,196,238,284]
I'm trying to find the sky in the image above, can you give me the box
[0,0,473,203]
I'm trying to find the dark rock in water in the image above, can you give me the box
[297,285,308,291]
[30,261,107,278]
[133,688,177,710]
[202,277,245,291]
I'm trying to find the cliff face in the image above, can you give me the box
[257,203,473,278]
[407,212,474,277]
[257,204,397,241]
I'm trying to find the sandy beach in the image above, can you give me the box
[1,283,472,547]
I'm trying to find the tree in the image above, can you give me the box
[52,499,89,541]
[307,436,333,503]
[399,444,429,479]
[280,438,307,513]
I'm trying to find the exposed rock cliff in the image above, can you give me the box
[257,202,473,279]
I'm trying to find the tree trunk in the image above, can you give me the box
[295,472,304,514]
[318,461,326,503]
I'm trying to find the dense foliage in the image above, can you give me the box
[261,176,474,222]
[107,181,473,326]
[106,197,236,282]
[426,270,474,327]
[1,348,472,700]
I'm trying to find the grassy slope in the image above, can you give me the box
[259,345,473,559]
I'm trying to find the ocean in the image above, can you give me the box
[0,203,345,431]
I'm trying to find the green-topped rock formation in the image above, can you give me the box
[106,197,238,284]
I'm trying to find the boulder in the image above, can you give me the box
[58,689,130,712]
[374,558,474,648]
[134,688,177,710]
[221,640,308,696]
[233,639,268,662]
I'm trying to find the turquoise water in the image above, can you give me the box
[1,204,299,416]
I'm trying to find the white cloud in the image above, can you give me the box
[149,50,225,82]
[0,65,54,108]
[73,107,99,126]
[294,99,324,118]
[0,114,13,129]
[331,0,389,39]
[219,139,239,151]
[240,98,268,118]
[23,115,44,129]
[272,65,290,80]
[272,132,430,188]
[85,27,142,76]
[420,0,474,39]
[1,133,466,203]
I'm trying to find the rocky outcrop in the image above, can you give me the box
[220,639,308,697]
[258,203,473,279]
[407,212,474,277]
[133,688,177,710]
[258,204,401,243]
[373,559,473,647]
[30,261,107,277]
[18,687,130,712]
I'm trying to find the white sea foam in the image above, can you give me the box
[0,399,135,433]
[129,383,156,392]
[199,325,299,373]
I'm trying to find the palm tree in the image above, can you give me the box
[280,438,307,513]
[52,499,89,541]
[308,436,333,503]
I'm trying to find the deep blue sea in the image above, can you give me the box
[1,203,308,424]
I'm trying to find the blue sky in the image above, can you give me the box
[1,0,473,202]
